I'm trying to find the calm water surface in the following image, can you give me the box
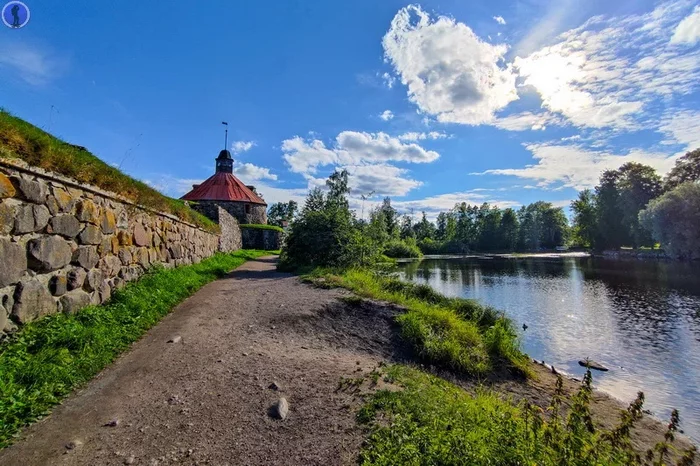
[397,256,700,441]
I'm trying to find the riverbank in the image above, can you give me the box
[306,268,697,464]
[0,258,695,464]
[395,251,591,262]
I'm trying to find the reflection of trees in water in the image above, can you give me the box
[399,257,700,346]
[578,258,700,296]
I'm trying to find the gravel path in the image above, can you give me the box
[0,256,404,466]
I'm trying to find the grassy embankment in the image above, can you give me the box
[239,224,285,232]
[0,250,271,448]
[306,268,528,377]
[309,269,696,465]
[0,110,217,232]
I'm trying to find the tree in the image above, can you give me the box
[267,200,298,227]
[665,148,700,190]
[400,214,415,240]
[477,204,502,251]
[571,190,597,248]
[595,169,628,249]
[499,208,519,251]
[517,202,568,250]
[379,197,399,238]
[413,212,436,242]
[640,182,700,260]
[302,187,325,215]
[616,162,663,248]
[326,169,350,209]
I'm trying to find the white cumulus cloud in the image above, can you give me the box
[231,140,256,154]
[282,131,439,175]
[671,5,700,45]
[379,110,394,121]
[382,5,518,125]
[493,16,506,25]
[233,162,278,182]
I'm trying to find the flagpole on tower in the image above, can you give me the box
[222,121,229,150]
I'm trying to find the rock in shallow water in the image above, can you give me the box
[578,359,608,371]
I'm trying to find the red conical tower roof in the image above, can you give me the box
[181,149,266,204]
[181,172,266,205]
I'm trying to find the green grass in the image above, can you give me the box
[0,249,272,448]
[304,269,528,376]
[239,224,285,232]
[357,365,696,466]
[0,109,218,232]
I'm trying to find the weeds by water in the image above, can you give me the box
[0,250,270,448]
[304,268,529,376]
[357,365,696,466]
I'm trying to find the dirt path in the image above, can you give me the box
[0,256,406,466]
[1,256,695,465]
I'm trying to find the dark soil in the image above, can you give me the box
[0,256,695,465]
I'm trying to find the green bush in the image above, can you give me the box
[417,237,441,254]
[383,239,422,258]
[0,250,270,448]
[358,365,697,466]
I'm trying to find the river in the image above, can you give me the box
[396,255,700,442]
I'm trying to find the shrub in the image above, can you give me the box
[383,239,422,259]
[417,237,441,254]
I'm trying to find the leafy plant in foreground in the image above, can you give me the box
[358,365,696,466]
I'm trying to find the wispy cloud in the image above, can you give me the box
[475,144,678,190]
[493,16,506,25]
[0,40,68,86]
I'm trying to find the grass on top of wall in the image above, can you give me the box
[0,109,218,233]
[0,249,272,448]
[239,224,285,232]
[304,268,529,377]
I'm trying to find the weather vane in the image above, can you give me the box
[222,121,228,150]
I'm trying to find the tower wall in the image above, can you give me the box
[191,200,267,225]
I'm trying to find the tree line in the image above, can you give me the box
[270,148,699,266]
[571,148,699,258]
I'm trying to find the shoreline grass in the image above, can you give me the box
[355,364,696,466]
[303,268,529,376]
[0,250,272,448]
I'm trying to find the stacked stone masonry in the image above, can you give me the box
[0,163,220,334]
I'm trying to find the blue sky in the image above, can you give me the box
[1,0,699,218]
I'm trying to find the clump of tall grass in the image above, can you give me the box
[313,269,529,376]
[357,365,697,466]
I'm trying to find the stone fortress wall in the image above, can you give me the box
[0,159,224,334]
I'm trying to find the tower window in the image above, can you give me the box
[245,204,251,214]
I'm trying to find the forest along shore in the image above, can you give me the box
[0,256,695,465]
